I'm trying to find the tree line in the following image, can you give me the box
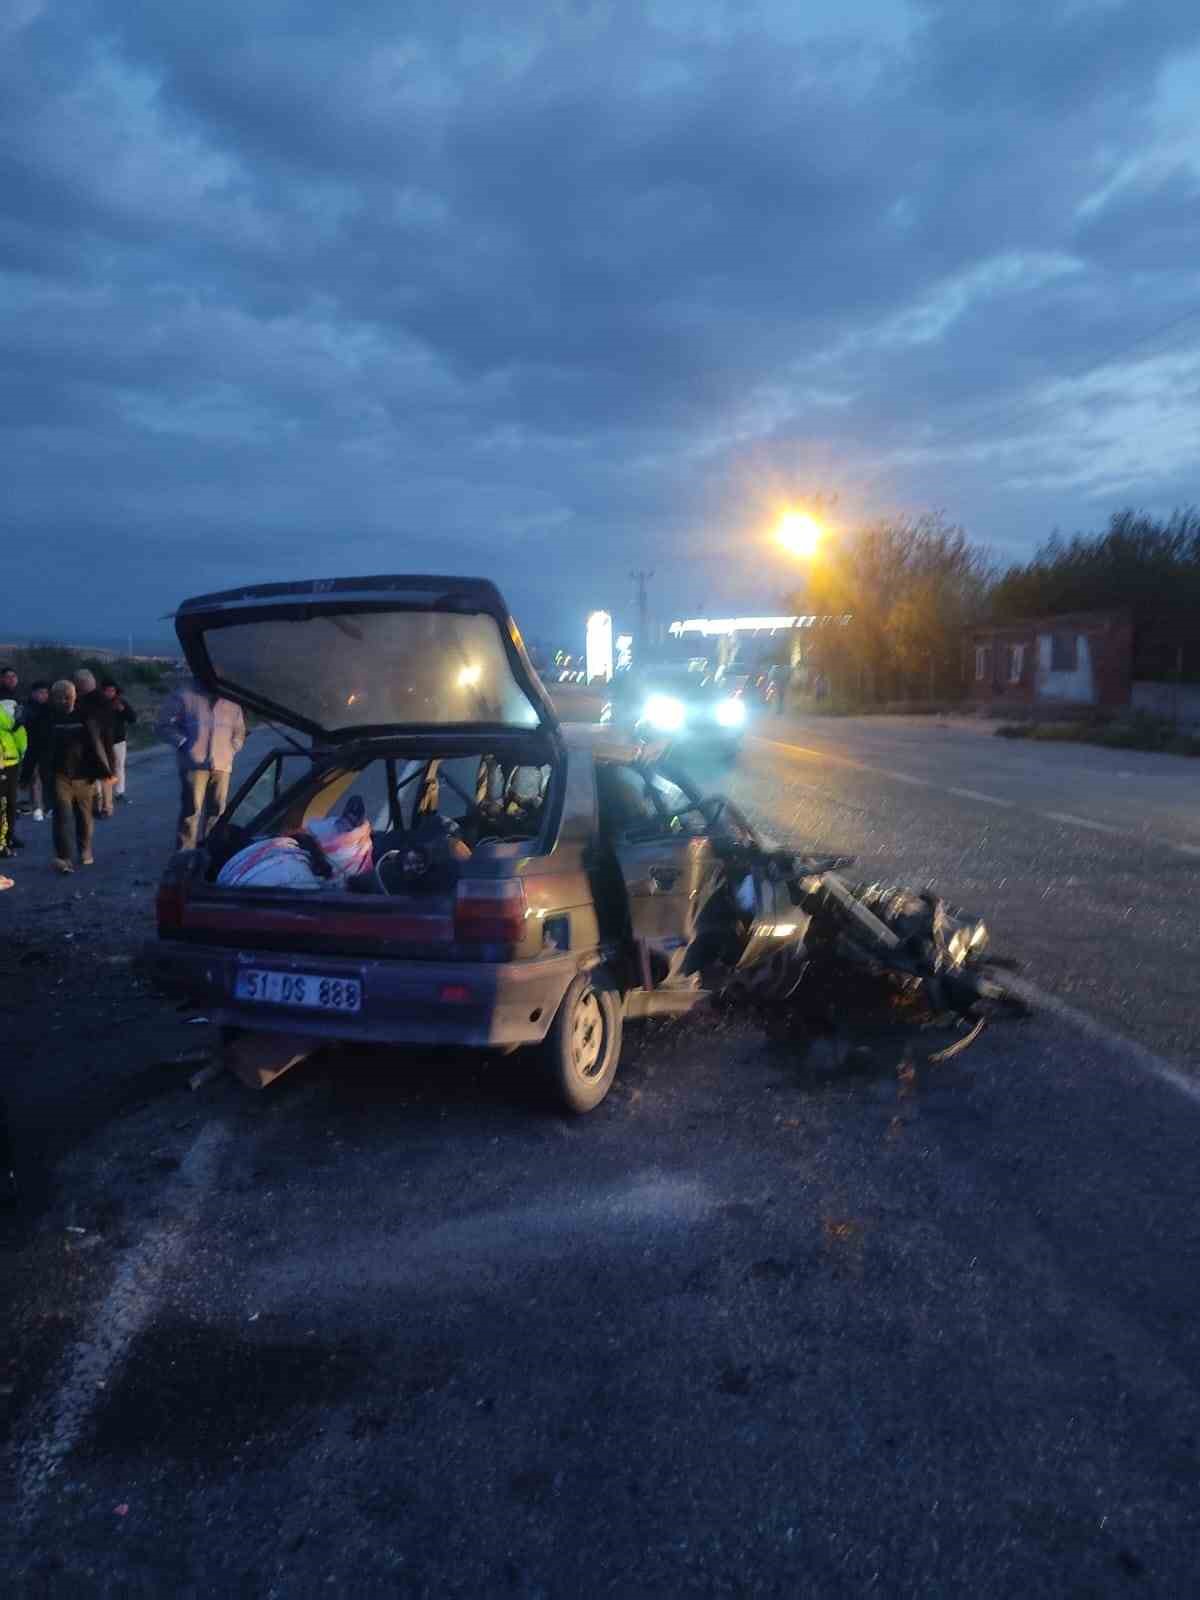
[785,506,1200,705]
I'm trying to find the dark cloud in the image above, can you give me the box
[2,0,1200,645]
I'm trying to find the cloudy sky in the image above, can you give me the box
[4,0,1200,646]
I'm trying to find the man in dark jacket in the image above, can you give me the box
[74,669,117,820]
[48,679,112,873]
[20,681,54,823]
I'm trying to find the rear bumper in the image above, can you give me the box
[143,939,580,1049]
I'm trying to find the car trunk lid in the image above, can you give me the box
[173,575,560,749]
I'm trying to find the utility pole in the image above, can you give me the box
[630,569,654,655]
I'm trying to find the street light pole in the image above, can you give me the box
[630,568,654,655]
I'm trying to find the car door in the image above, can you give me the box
[596,761,717,988]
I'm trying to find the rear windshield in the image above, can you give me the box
[203,609,542,733]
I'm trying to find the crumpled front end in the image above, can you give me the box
[681,807,1022,1060]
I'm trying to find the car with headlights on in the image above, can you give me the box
[604,663,748,760]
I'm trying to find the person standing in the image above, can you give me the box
[48,679,112,873]
[0,670,28,859]
[155,676,246,849]
[74,669,117,820]
[21,681,54,822]
[100,678,137,807]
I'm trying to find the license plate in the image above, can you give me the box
[235,969,362,1013]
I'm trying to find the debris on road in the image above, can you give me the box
[689,801,1026,1063]
[224,1031,317,1091]
[188,1060,224,1092]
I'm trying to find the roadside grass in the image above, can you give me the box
[996,716,1200,757]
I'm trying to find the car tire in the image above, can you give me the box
[537,968,623,1114]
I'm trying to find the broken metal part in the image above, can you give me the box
[693,814,1021,1063]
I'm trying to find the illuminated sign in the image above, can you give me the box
[586,611,614,683]
[668,615,852,636]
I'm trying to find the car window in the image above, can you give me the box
[303,759,396,830]
[226,751,331,832]
[596,762,659,835]
[647,771,691,816]
[429,756,489,822]
[226,754,285,828]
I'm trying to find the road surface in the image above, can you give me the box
[723,715,1200,1071]
[3,717,1200,1596]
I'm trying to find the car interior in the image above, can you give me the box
[208,745,716,902]
[208,750,556,889]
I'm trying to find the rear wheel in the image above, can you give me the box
[537,968,623,1114]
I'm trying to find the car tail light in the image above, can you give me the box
[156,880,187,935]
[454,879,528,944]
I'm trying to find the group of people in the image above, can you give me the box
[0,665,246,891]
[0,666,138,886]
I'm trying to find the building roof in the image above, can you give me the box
[967,608,1131,636]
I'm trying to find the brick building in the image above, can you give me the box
[965,610,1134,713]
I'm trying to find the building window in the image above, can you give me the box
[975,645,991,682]
[1008,643,1025,684]
[1051,633,1078,672]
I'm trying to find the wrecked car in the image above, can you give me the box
[148,575,1016,1111]
[148,575,772,1112]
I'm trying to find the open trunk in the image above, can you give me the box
[157,737,561,963]
[172,574,560,749]
[159,574,569,962]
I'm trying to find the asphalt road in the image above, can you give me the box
[4,718,1200,1596]
[722,715,1200,1071]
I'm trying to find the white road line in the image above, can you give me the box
[948,787,1016,808]
[1175,842,1200,857]
[1003,975,1200,1110]
[16,1118,232,1520]
[1043,811,1123,836]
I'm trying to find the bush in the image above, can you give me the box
[995,716,1200,756]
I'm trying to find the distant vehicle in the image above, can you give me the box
[603,662,747,759]
[148,577,758,1113]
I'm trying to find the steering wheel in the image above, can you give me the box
[667,794,757,846]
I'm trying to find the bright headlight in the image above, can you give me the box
[716,697,747,728]
[643,694,686,733]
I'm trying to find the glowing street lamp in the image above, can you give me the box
[774,510,824,559]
